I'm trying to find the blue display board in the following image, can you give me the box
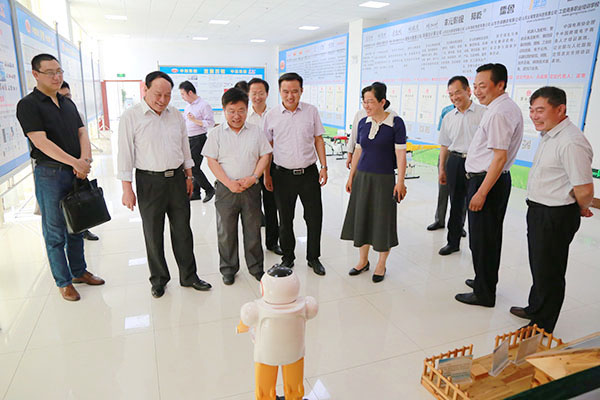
[0,0,28,180]
[16,4,58,93]
[279,34,349,129]
[361,0,600,166]
[159,65,265,111]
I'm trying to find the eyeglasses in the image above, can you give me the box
[225,109,247,117]
[362,100,380,105]
[37,69,64,77]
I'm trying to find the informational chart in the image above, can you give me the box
[279,34,348,129]
[361,0,600,165]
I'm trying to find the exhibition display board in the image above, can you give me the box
[58,36,85,114]
[361,0,600,166]
[279,34,349,130]
[159,65,266,111]
[0,0,27,181]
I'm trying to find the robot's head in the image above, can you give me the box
[260,265,300,305]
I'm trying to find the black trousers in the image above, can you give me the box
[271,163,322,262]
[136,169,198,287]
[434,155,449,225]
[189,134,214,195]
[446,154,468,248]
[260,176,279,248]
[525,201,580,333]
[467,172,511,305]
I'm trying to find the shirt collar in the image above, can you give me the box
[33,87,62,102]
[453,101,476,114]
[223,122,248,134]
[542,117,571,138]
[249,105,268,117]
[366,112,395,127]
[141,98,170,115]
[487,92,508,110]
[191,96,203,105]
[279,102,303,113]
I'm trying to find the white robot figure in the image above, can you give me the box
[237,265,318,400]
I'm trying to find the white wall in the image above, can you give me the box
[99,39,279,109]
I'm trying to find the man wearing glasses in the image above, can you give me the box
[16,53,104,302]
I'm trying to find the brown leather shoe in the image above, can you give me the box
[72,271,105,285]
[59,284,81,301]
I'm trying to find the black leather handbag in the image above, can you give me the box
[60,178,111,234]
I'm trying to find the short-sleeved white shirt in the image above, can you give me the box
[438,101,486,153]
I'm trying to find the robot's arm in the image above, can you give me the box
[241,302,259,327]
[305,296,318,320]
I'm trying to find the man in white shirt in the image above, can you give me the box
[247,78,282,256]
[203,88,272,285]
[455,63,523,307]
[510,87,594,333]
[118,71,212,298]
[437,76,486,256]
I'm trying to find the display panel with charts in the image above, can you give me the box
[58,36,85,116]
[279,34,348,130]
[159,65,265,111]
[16,4,58,94]
[81,49,95,123]
[0,0,28,181]
[361,0,600,166]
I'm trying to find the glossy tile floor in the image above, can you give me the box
[1,149,600,400]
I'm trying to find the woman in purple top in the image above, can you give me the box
[341,84,407,282]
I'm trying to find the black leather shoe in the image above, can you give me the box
[182,280,212,291]
[203,190,215,203]
[465,279,475,289]
[439,244,460,255]
[267,244,284,256]
[455,292,495,307]
[222,275,235,285]
[461,229,467,237]
[510,306,533,320]
[190,193,201,201]
[253,271,264,281]
[349,261,370,276]
[83,230,99,241]
[151,285,165,298]
[372,268,386,283]
[280,259,295,269]
[427,221,445,231]
[307,259,326,276]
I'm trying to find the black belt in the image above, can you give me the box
[449,150,467,158]
[465,170,510,180]
[273,163,315,176]
[526,199,577,209]
[35,160,72,171]
[136,166,182,178]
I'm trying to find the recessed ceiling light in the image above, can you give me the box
[105,14,127,21]
[193,36,208,40]
[359,1,390,8]
[299,26,320,31]
[209,19,230,25]
[250,39,266,43]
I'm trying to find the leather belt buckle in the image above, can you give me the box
[292,168,304,175]
[165,170,175,178]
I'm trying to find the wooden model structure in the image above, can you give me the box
[421,325,563,400]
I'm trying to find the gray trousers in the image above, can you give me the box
[215,182,264,277]
[434,155,449,225]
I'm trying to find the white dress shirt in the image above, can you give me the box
[246,105,270,132]
[527,117,593,206]
[202,122,272,180]
[465,93,524,173]
[117,99,194,181]
[438,101,486,154]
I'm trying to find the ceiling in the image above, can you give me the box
[69,0,473,47]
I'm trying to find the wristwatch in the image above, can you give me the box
[253,174,259,184]
[186,176,194,180]
[320,165,328,170]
